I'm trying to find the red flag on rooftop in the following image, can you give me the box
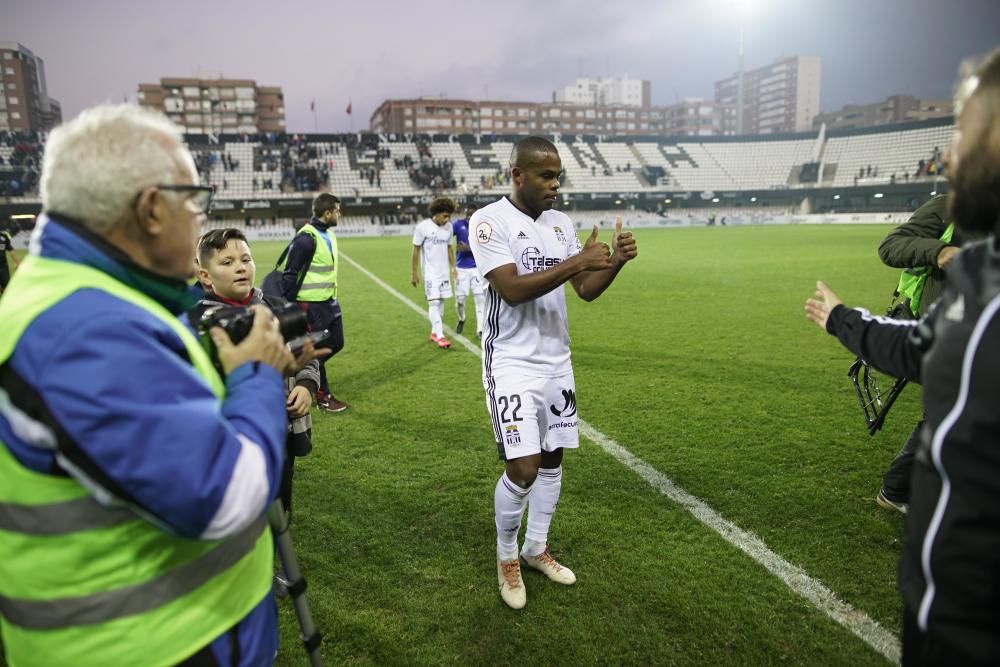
[346,101,352,115]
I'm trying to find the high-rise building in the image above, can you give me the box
[811,94,953,130]
[715,56,821,134]
[0,41,62,132]
[661,98,735,137]
[553,76,651,108]
[137,77,285,134]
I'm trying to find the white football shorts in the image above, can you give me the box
[423,276,453,301]
[484,371,579,460]
[455,267,486,297]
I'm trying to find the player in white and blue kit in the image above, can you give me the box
[452,205,487,338]
[470,137,638,610]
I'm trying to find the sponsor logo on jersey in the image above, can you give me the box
[549,389,577,418]
[520,246,562,272]
[504,424,521,446]
[517,231,529,240]
[475,221,493,243]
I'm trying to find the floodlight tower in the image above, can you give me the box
[733,0,752,135]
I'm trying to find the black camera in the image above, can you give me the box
[197,303,327,371]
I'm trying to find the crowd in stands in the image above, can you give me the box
[915,146,945,178]
[403,138,456,192]
[855,144,948,185]
[480,170,510,189]
[0,131,44,197]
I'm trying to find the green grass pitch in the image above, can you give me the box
[254,224,918,666]
[0,224,919,666]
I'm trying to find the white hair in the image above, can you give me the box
[40,104,189,234]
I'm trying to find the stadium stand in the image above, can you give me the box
[821,123,953,187]
[0,119,952,211]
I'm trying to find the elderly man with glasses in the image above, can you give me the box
[0,105,309,666]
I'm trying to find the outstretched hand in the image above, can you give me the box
[804,281,843,330]
[611,217,637,265]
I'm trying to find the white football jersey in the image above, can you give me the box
[412,219,453,282]
[470,196,582,379]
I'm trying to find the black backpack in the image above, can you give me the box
[261,234,310,300]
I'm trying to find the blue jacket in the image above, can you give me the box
[0,215,287,665]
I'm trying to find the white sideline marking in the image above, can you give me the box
[341,251,901,664]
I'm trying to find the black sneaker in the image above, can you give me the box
[876,488,908,515]
[456,319,465,334]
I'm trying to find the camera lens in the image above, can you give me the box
[272,304,309,343]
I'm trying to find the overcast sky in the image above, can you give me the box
[6,0,999,132]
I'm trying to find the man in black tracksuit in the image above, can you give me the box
[874,195,987,513]
[805,47,1000,664]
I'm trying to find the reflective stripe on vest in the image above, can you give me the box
[0,254,273,667]
[295,223,338,301]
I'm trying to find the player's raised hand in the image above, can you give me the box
[579,224,613,271]
[611,217,637,264]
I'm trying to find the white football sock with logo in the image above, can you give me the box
[495,472,532,560]
[456,295,467,321]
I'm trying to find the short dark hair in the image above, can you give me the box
[313,192,341,218]
[198,227,249,266]
[510,136,558,168]
[428,196,458,217]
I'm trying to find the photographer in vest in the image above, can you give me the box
[0,104,298,666]
[873,196,987,514]
[279,193,348,413]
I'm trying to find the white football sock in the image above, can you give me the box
[428,299,444,337]
[523,466,562,556]
[495,472,532,560]
[456,295,467,321]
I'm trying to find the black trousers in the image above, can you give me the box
[303,299,344,394]
[902,608,987,666]
[882,418,923,502]
[0,257,10,293]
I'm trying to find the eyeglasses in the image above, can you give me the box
[158,184,214,214]
[135,184,214,214]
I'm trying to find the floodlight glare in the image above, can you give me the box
[874,193,884,198]
[833,194,841,200]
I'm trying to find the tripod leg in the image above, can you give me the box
[268,501,324,667]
